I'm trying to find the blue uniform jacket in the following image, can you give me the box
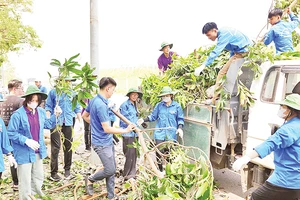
[264,13,300,54]
[45,89,81,126]
[0,118,13,172]
[255,117,300,189]
[39,85,47,94]
[147,101,184,141]
[204,27,252,66]
[119,99,138,137]
[7,106,56,164]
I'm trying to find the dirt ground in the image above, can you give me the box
[0,120,245,200]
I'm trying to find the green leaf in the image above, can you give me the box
[156,195,173,200]
[195,182,209,198]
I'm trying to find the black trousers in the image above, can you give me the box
[50,124,73,175]
[251,181,300,200]
[155,139,170,172]
[122,137,138,180]
[83,120,91,149]
[10,164,18,185]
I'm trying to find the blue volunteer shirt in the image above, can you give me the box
[119,99,138,137]
[86,94,113,146]
[45,89,81,126]
[255,117,300,189]
[264,13,300,54]
[147,100,184,141]
[204,27,252,66]
[39,85,47,94]
[0,118,13,172]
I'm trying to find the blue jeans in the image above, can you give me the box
[89,145,116,199]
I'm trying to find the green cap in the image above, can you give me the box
[279,94,300,111]
[21,85,48,100]
[158,86,176,97]
[159,42,173,51]
[126,88,143,98]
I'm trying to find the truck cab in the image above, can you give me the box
[182,60,300,194]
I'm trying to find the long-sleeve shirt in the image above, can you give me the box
[264,13,300,54]
[204,27,252,66]
[147,100,184,141]
[7,106,56,164]
[38,85,48,94]
[157,51,178,72]
[0,118,13,172]
[45,89,81,126]
[119,99,138,137]
[254,117,300,189]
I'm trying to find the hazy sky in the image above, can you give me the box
[7,0,273,83]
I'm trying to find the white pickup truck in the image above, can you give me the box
[182,60,300,195]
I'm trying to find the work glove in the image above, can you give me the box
[194,64,205,76]
[176,128,183,139]
[7,154,17,168]
[79,122,84,131]
[137,118,144,126]
[232,155,251,171]
[25,139,40,151]
[54,105,62,116]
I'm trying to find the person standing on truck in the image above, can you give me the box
[157,42,178,75]
[233,93,300,200]
[137,86,184,171]
[194,22,252,105]
[263,7,300,54]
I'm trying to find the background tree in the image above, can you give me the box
[0,0,42,66]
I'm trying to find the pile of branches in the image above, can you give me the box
[141,43,275,111]
[126,141,214,200]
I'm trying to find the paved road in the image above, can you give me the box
[213,168,245,200]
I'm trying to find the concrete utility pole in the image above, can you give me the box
[90,0,99,77]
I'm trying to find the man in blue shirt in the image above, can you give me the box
[35,79,47,109]
[233,94,300,200]
[264,7,300,54]
[45,77,83,181]
[82,77,134,199]
[194,22,252,104]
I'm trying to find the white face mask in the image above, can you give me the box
[27,102,38,110]
[277,107,288,119]
[162,96,171,103]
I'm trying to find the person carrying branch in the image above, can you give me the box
[233,94,300,200]
[137,86,184,171]
[45,77,83,181]
[263,7,300,54]
[82,77,135,199]
[194,22,252,105]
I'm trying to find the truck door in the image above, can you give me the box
[243,62,300,191]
